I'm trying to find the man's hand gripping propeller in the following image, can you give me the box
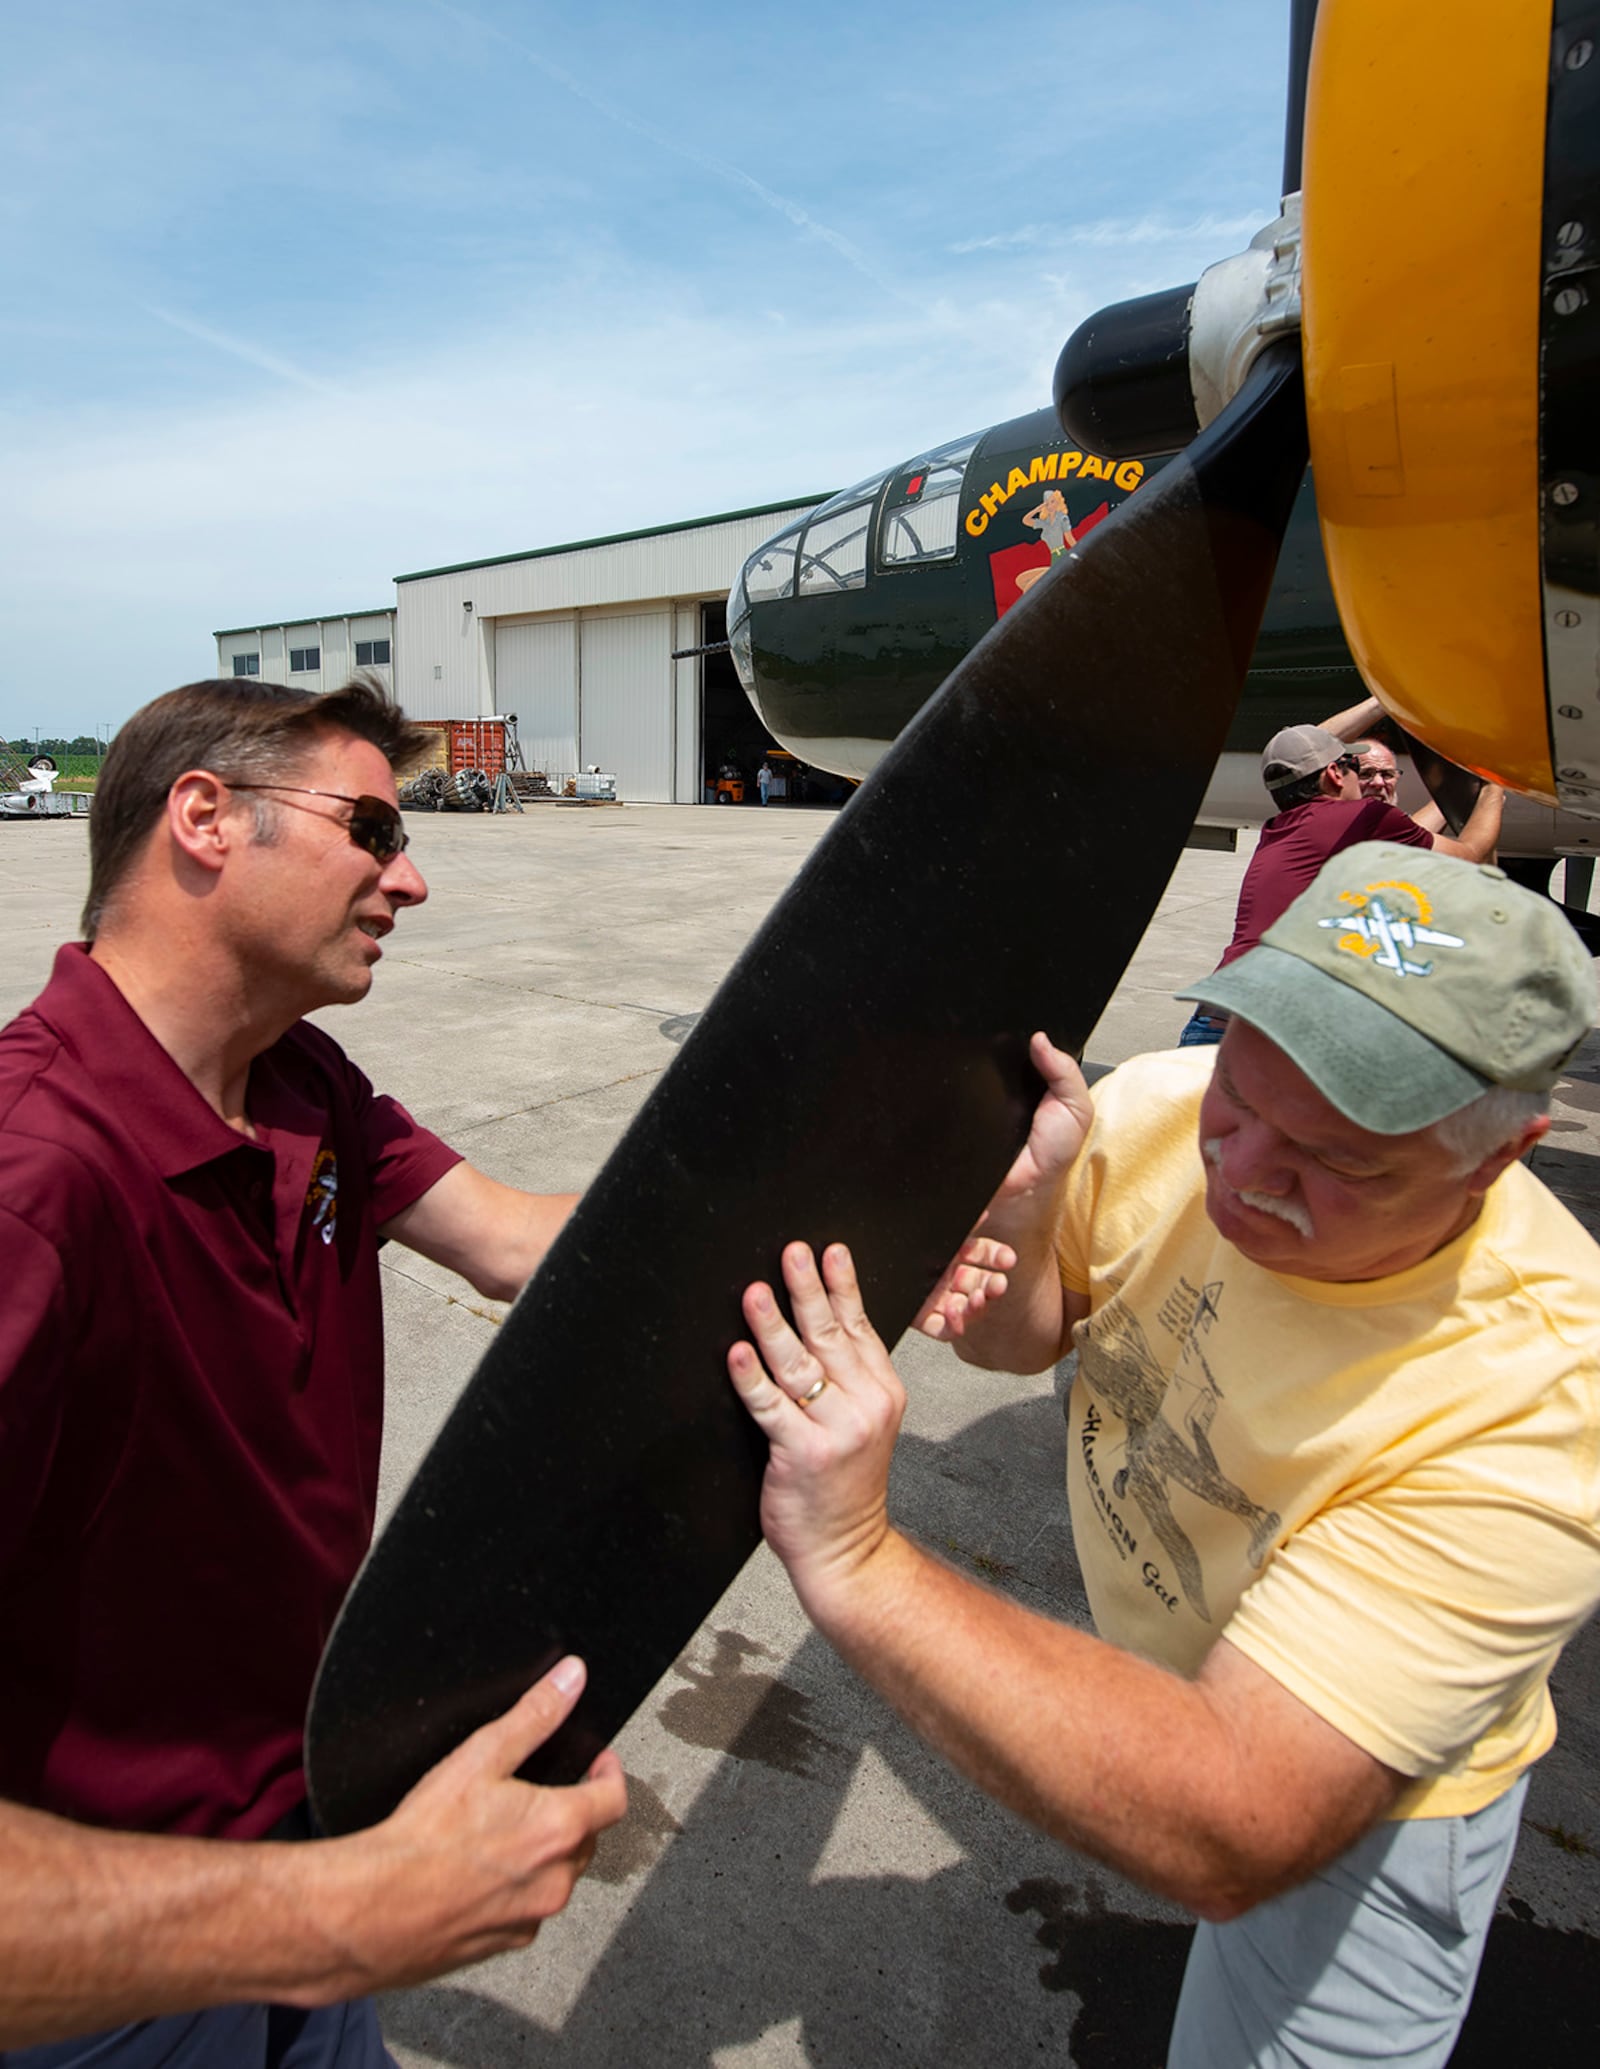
[726,1032,1093,1600]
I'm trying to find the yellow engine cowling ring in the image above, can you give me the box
[1303,0,1600,814]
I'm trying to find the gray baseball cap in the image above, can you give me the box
[1177,841,1597,1133]
[1261,724,1348,792]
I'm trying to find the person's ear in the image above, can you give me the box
[1465,1115,1550,1196]
[166,770,240,877]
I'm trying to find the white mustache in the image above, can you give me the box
[1203,1137,1315,1240]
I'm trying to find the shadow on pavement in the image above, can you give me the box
[382,1388,1600,2068]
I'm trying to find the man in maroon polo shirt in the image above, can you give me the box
[0,679,626,2067]
[1178,724,1503,1046]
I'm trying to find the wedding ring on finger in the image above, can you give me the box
[797,1376,828,1407]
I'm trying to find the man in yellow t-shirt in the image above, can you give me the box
[725,841,1600,2068]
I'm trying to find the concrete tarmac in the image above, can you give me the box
[2,807,1598,2066]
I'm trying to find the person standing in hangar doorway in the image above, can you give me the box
[0,676,625,2065]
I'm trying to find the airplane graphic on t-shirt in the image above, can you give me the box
[1080,1300,1280,1623]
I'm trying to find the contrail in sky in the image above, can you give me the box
[146,307,346,395]
[951,214,1264,256]
[425,0,910,304]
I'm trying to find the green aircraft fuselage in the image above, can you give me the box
[731,404,1364,776]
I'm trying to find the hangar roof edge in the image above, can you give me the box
[392,495,835,584]
[212,609,394,637]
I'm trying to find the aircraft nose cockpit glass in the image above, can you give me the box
[738,519,807,614]
[878,434,979,568]
[794,468,892,598]
[797,506,869,596]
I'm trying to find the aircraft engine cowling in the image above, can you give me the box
[1053,0,1600,821]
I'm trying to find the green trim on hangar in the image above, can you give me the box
[392,496,836,585]
[212,610,394,637]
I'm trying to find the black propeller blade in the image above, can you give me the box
[307,14,1319,1831]
[308,340,1308,1831]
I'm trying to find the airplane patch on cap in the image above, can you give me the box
[1317,880,1464,978]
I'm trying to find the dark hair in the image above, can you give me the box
[84,674,430,940]
[1267,770,1327,810]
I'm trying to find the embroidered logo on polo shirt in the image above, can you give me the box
[306,1149,338,1245]
[1316,880,1465,978]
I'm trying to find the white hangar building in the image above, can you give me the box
[390,498,824,803]
[215,497,829,805]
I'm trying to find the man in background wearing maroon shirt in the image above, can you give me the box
[1318,691,1437,814]
[1178,724,1503,1047]
[0,679,627,2067]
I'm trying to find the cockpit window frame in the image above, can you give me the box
[876,433,980,573]
[795,498,874,598]
[738,521,807,614]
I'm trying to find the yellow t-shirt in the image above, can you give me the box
[1056,1047,1600,1818]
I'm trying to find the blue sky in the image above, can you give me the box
[1,0,1288,742]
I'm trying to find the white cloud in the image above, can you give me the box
[1062,211,1265,249]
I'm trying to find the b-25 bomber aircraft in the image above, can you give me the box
[726,171,1599,888]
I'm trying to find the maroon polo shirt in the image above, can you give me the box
[1218,797,1434,968]
[0,945,460,1838]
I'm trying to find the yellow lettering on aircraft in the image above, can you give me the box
[962,447,1141,536]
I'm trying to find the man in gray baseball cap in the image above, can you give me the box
[1259,722,1357,793]
[725,841,1600,2068]
[1178,722,1505,1049]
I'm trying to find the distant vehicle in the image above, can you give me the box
[0,752,87,820]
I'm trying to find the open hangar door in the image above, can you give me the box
[701,601,775,799]
[699,601,853,805]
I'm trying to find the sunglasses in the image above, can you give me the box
[227,784,409,863]
[1333,754,1363,775]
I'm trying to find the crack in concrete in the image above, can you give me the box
[445,1061,670,1138]
[381,953,690,1020]
[378,1256,504,1327]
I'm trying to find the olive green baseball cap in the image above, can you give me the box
[1177,841,1597,1134]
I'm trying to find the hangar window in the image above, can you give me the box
[878,435,977,568]
[289,646,320,673]
[797,501,871,595]
[355,639,391,666]
[232,652,260,677]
